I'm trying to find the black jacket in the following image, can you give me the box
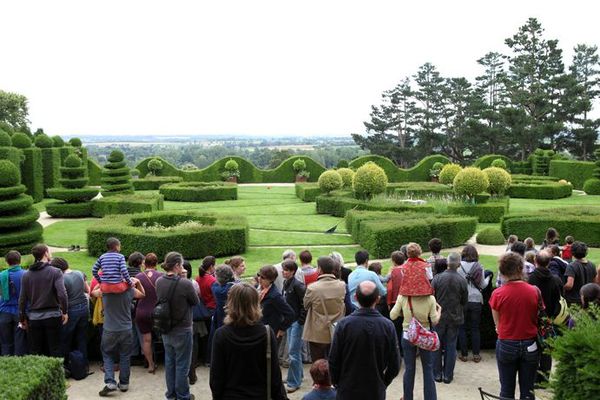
[329,308,401,400]
[260,284,294,333]
[548,257,568,283]
[528,267,563,318]
[283,277,306,325]
[210,324,286,400]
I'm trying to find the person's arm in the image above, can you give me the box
[429,297,441,326]
[187,281,200,306]
[492,309,500,330]
[328,322,342,386]
[132,278,146,299]
[564,276,574,291]
[296,282,307,325]
[303,286,314,310]
[92,258,101,282]
[274,293,295,334]
[18,274,28,323]
[54,271,69,317]
[371,271,387,296]
[389,296,403,320]
[384,323,401,385]
[120,255,133,285]
[460,281,468,306]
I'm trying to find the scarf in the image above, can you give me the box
[0,265,21,301]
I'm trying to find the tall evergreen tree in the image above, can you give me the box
[413,62,445,155]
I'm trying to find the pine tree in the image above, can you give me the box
[413,62,445,155]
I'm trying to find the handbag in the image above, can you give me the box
[553,296,569,326]
[406,297,440,352]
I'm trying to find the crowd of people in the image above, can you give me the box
[1,227,600,400]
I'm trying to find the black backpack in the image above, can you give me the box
[152,277,180,334]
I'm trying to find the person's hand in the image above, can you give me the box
[19,321,28,331]
[131,277,140,286]
[435,303,442,313]
[62,313,69,325]
[276,330,285,338]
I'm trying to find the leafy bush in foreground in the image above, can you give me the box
[0,356,66,400]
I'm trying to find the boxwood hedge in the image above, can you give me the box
[549,159,595,190]
[132,176,183,190]
[87,210,248,259]
[316,192,434,217]
[0,146,23,170]
[508,181,572,199]
[159,182,237,202]
[391,182,453,198]
[348,154,451,182]
[92,193,164,217]
[20,148,44,202]
[87,158,103,186]
[472,154,513,171]
[0,356,66,400]
[345,210,477,258]
[447,200,508,223]
[39,148,61,195]
[295,183,321,202]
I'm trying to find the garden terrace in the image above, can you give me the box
[159,181,237,202]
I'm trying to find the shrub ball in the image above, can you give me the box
[483,167,512,196]
[148,158,164,175]
[453,167,489,198]
[51,135,65,147]
[64,154,83,168]
[583,178,600,195]
[224,159,239,172]
[439,163,462,185]
[491,158,508,170]
[34,134,54,148]
[10,132,32,148]
[318,170,343,194]
[477,227,506,245]
[352,161,388,199]
[0,131,11,147]
[337,168,355,188]
[108,150,125,163]
[69,137,82,147]
[292,159,307,172]
[0,160,21,187]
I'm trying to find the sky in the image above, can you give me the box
[1,0,599,137]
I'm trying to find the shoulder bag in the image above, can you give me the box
[317,290,338,341]
[406,297,440,352]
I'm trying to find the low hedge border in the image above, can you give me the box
[295,183,321,202]
[92,193,164,217]
[508,182,572,199]
[345,210,477,258]
[0,356,66,400]
[87,210,248,259]
[316,193,434,218]
[47,202,95,218]
[391,182,454,198]
[159,182,237,202]
[132,176,183,190]
[501,207,600,246]
[446,200,508,223]
[511,174,558,183]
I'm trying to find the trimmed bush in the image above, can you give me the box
[38,147,61,195]
[453,167,489,198]
[51,135,64,147]
[295,183,321,202]
[336,168,355,188]
[87,210,248,259]
[69,137,82,147]
[132,176,183,190]
[318,170,343,194]
[391,182,453,198]
[147,158,163,176]
[583,178,600,195]
[447,201,508,223]
[473,154,513,171]
[349,154,451,182]
[439,163,462,185]
[130,168,140,178]
[512,160,532,175]
[222,158,240,180]
[0,131,12,146]
[0,160,42,255]
[0,145,23,170]
[345,210,477,258]
[548,160,594,190]
[508,181,572,199]
[160,182,237,202]
[292,159,306,173]
[491,158,507,170]
[483,167,512,196]
[511,174,558,183]
[92,193,164,217]
[476,227,506,245]
[353,162,388,199]
[337,159,349,168]
[532,148,554,176]
[11,132,32,149]
[316,191,434,218]
[87,159,103,186]
[34,134,53,148]
[101,150,133,196]
[0,356,66,400]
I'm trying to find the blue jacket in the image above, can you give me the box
[347,266,387,308]
[329,308,401,400]
[211,282,234,330]
[260,284,294,333]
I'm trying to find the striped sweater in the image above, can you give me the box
[92,252,132,285]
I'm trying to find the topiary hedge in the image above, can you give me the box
[132,176,183,190]
[92,193,164,217]
[501,207,600,246]
[87,158,103,186]
[35,145,61,195]
[472,154,513,171]
[0,160,43,255]
[453,167,489,198]
[336,168,355,188]
[159,182,237,202]
[348,154,451,182]
[583,178,600,195]
[511,174,558,183]
[101,150,133,196]
[353,162,388,199]
[295,183,321,202]
[316,191,434,218]
[476,227,506,245]
[87,210,248,259]
[439,163,462,185]
[19,147,44,203]
[483,167,512,196]
[511,160,532,175]
[549,160,594,190]
[391,182,453,198]
[345,209,477,258]
[508,181,572,199]
[0,356,66,400]
[447,201,508,223]
[318,170,343,194]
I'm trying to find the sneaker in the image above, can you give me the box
[458,355,468,362]
[443,378,453,384]
[286,386,300,394]
[99,385,117,397]
[434,376,443,383]
[118,383,128,392]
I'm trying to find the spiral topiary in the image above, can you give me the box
[68,137,82,147]
[491,158,507,170]
[101,150,133,196]
[147,158,164,176]
[453,167,489,199]
[336,168,355,188]
[352,161,388,199]
[34,134,54,148]
[10,132,32,149]
[0,131,11,147]
[47,154,99,217]
[51,135,65,147]
[318,170,343,194]
[0,160,42,255]
[439,163,462,185]
[483,167,512,196]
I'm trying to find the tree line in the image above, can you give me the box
[353,18,600,166]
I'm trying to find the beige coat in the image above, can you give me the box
[302,274,346,344]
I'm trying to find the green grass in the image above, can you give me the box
[43,219,96,248]
[509,193,600,214]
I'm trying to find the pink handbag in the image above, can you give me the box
[406,297,440,352]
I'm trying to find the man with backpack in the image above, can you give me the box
[99,275,145,396]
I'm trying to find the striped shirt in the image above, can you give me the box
[92,252,132,285]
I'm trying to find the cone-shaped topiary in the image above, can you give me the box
[10,133,32,149]
[318,170,343,194]
[352,161,388,199]
[439,163,462,185]
[336,168,355,188]
[47,154,99,217]
[0,160,43,255]
[453,167,489,199]
[34,134,54,148]
[483,167,512,196]
[101,150,133,196]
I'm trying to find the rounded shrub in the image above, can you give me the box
[352,161,388,199]
[147,158,164,176]
[453,167,489,198]
[0,160,21,187]
[583,178,600,195]
[491,158,507,170]
[0,131,11,147]
[439,163,462,185]
[483,167,512,196]
[224,159,239,172]
[476,227,506,245]
[64,154,82,168]
[318,170,343,194]
[68,137,82,147]
[131,168,140,178]
[51,135,65,147]
[11,132,32,148]
[108,150,125,163]
[292,159,307,173]
[34,134,54,148]
[337,159,349,168]
[337,168,355,188]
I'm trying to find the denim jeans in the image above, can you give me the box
[29,316,62,357]
[0,312,28,356]
[286,321,304,389]
[496,339,539,400]
[163,329,193,400]
[458,302,482,357]
[401,337,437,400]
[61,302,90,363]
[433,322,459,381]
[102,330,132,387]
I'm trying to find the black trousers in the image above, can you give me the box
[28,317,62,357]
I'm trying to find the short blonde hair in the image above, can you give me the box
[224,283,262,327]
[406,242,422,258]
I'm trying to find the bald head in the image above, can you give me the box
[356,280,380,308]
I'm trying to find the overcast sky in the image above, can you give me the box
[1,0,599,137]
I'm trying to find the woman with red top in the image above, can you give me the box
[490,252,540,400]
[195,256,217,365]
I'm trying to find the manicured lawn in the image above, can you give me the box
[43,219,96,248]
[509,193,600,214]
[249,229,354,246]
